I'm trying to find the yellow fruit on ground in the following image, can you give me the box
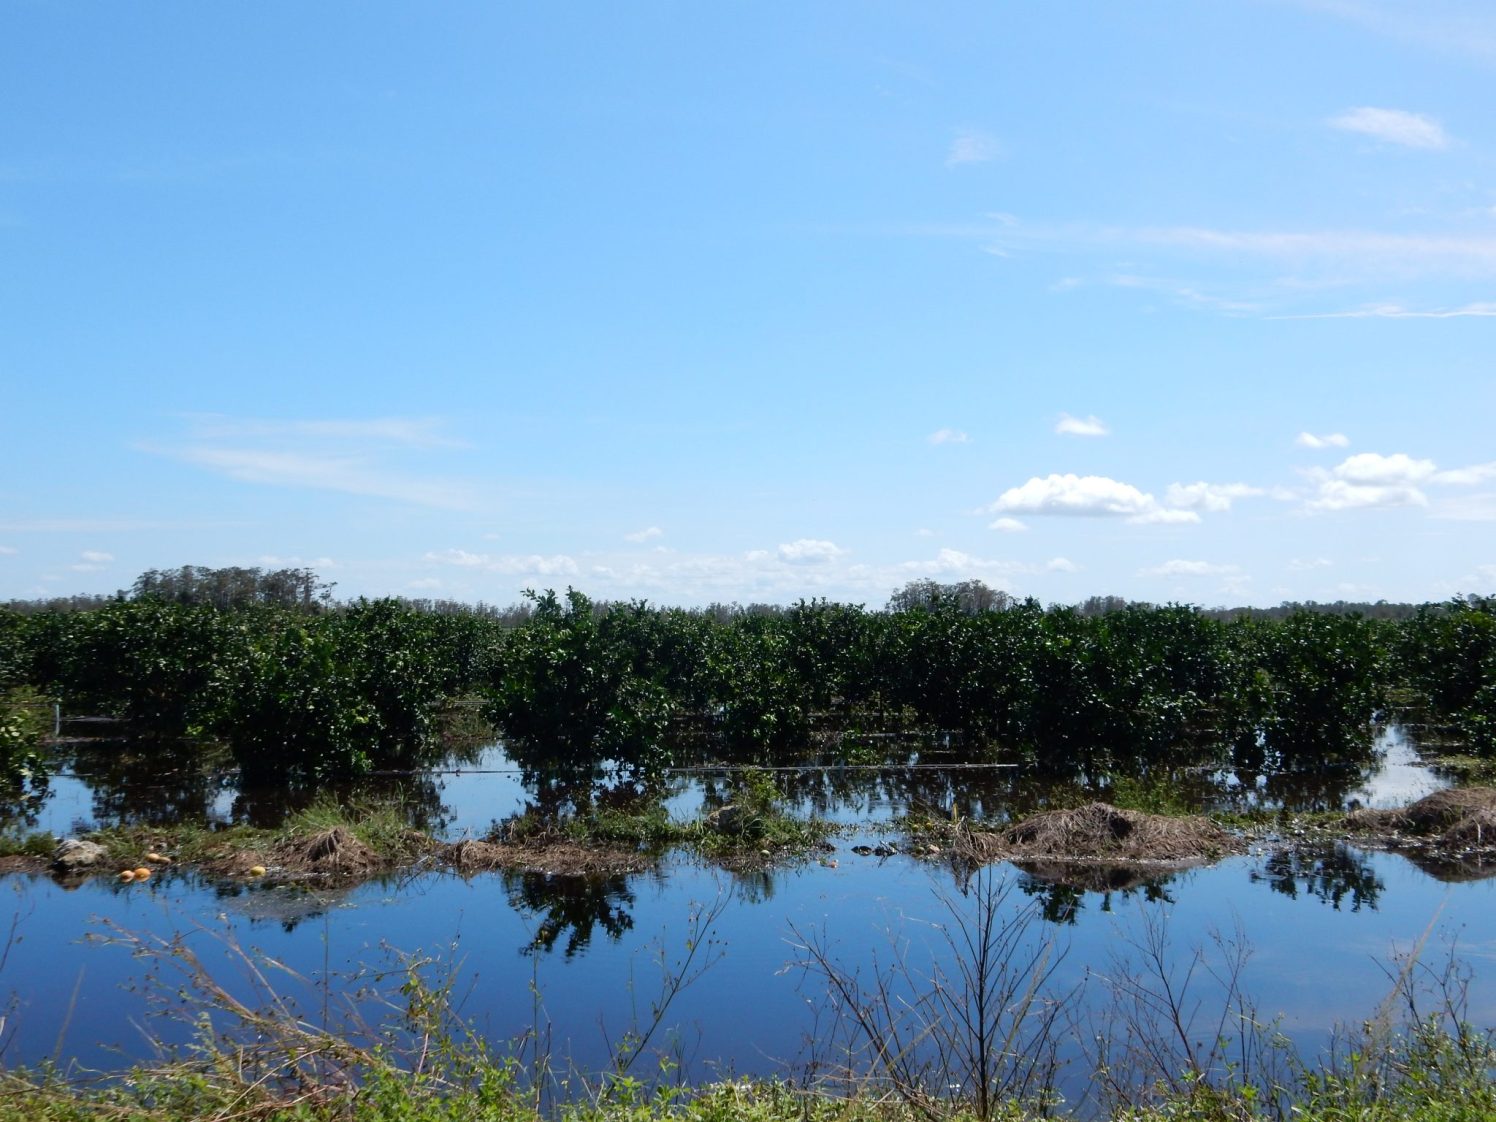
[146,852,169,863]
[118,869,135,883]
[248,865,267,877]
[133,867,152,880]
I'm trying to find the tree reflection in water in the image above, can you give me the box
[1012,863,1179,925]
[1251,844,1384,911]
[505,870,637,957]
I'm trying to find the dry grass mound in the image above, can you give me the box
[217,825,383,881]
[1347,787,1496,850]
[962,802,1243,864]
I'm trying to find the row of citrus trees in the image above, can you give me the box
[1,590,1493,789]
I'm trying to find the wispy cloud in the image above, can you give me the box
[180,414,466,448]
[624,526,664,543]
[1107,274,1262,314]
[0,546,17,556]
[1298,1,1496,64]
[0,518,239,533]
[929,216,1496,289]
[165,446,477,509]
[928,428,970,445]
[1141,559,1241,577]
[147,414,477,510]
[1278,302,1496,320]
[1329,106,1450,149]
[1296,431,1351,449]
[989,517,1028,533]
[946,128,1001,167]
[1054,413,1109,437]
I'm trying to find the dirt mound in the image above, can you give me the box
[961,802,1243,864]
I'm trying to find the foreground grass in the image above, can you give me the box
[3,1042,1493,1122]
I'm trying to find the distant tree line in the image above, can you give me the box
[1,570,1492,794]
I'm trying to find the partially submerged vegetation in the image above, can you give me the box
[1,568,1493,807]
[1,774,837,884]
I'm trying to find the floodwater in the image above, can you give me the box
[2,725,1493,1112]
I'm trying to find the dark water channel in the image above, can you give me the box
[3,726,1494,1112]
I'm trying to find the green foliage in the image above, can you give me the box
[484,590,678,781]
[1248,611,1391,764]
[1397,596,1496,754]
[0,685,51,813]
[9,565,1495,787]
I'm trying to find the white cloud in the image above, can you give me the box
[1296,431,1351,449]
[989,473,1201,524]
[989,517,1028,533]
[1288,557,1334,571]
[1054,413,1109,437]
[1142,559,1240,577]
[1329,106,1450,150]
[1333,452,1437,484]
[915,527,935,537]
[1432,461,1496,485]
[1302,451,1442,511]
[624,526,664,543]
[928,428,970,445]
[777,539,845,565]
[69,550,115,573]
[946,128,1001,167]
[1308,480,1429,511]
[0,545,16,555]
[1164,482,1264,513]
[407,577,443,590]
[1046,557,1080,573]
[426,548,486,568]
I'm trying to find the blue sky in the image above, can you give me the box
[3,1,1493,608]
